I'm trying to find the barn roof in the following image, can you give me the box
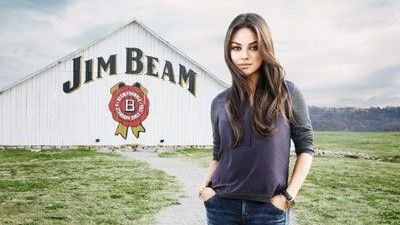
[0,17,229,94]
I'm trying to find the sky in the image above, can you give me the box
[0,0,399,107]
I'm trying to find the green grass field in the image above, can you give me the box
[315,131,400,162]
[160,131,400,225]
[1,131,398,224]
[0,149,182,225]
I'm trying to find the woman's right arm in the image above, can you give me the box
[199,160,219,188]
[198,159,219,200]
[199,97,220,196]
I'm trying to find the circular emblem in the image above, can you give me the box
[108,82,149,139]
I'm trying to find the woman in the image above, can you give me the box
[198,13,315,225]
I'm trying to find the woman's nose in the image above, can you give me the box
[240,49,249,59]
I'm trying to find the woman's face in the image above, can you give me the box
[230,27,263,79]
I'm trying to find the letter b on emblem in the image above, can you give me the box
[125,99,135,112]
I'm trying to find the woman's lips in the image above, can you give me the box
[238,64,252,69]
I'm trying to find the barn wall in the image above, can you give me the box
[0,21,227,146]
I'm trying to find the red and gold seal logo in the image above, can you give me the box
[108,82,150,139]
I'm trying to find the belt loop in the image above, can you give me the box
[241,200,247,221]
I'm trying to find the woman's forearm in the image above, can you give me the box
[200,160,219,187]
[286,153,314,199]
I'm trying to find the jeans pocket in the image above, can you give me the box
[203,194,217,206]
[268,201,286,214]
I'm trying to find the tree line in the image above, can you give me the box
[308,106,400,131]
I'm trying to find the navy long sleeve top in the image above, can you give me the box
[210,79,314,203]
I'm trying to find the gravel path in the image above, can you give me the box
[120,150,298,225]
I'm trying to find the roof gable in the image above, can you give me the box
[0,18,229,94]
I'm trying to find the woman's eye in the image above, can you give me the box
[231,46,257,51]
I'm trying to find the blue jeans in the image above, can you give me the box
[204,194,289,225]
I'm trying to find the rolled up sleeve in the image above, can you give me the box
[290,83,315,157]
[210,98,220,160]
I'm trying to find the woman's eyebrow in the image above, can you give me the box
[231,41,258,45]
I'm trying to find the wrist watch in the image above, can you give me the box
[282,190,295,208]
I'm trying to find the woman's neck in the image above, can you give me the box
[246,72,259,105]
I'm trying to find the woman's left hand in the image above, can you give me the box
[270,194,289,211]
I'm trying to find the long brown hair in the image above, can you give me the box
[224,13,295,149]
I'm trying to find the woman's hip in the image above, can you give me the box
[204,195,289,225]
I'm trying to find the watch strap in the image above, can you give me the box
[282,190,294,202]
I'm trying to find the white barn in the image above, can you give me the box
[0,18,229,148]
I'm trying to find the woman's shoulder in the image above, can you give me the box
[284,79,309,113]
[212,87,230,104]
[210,88,230,119]
[284,79,295,95]
[284,79,306,99]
